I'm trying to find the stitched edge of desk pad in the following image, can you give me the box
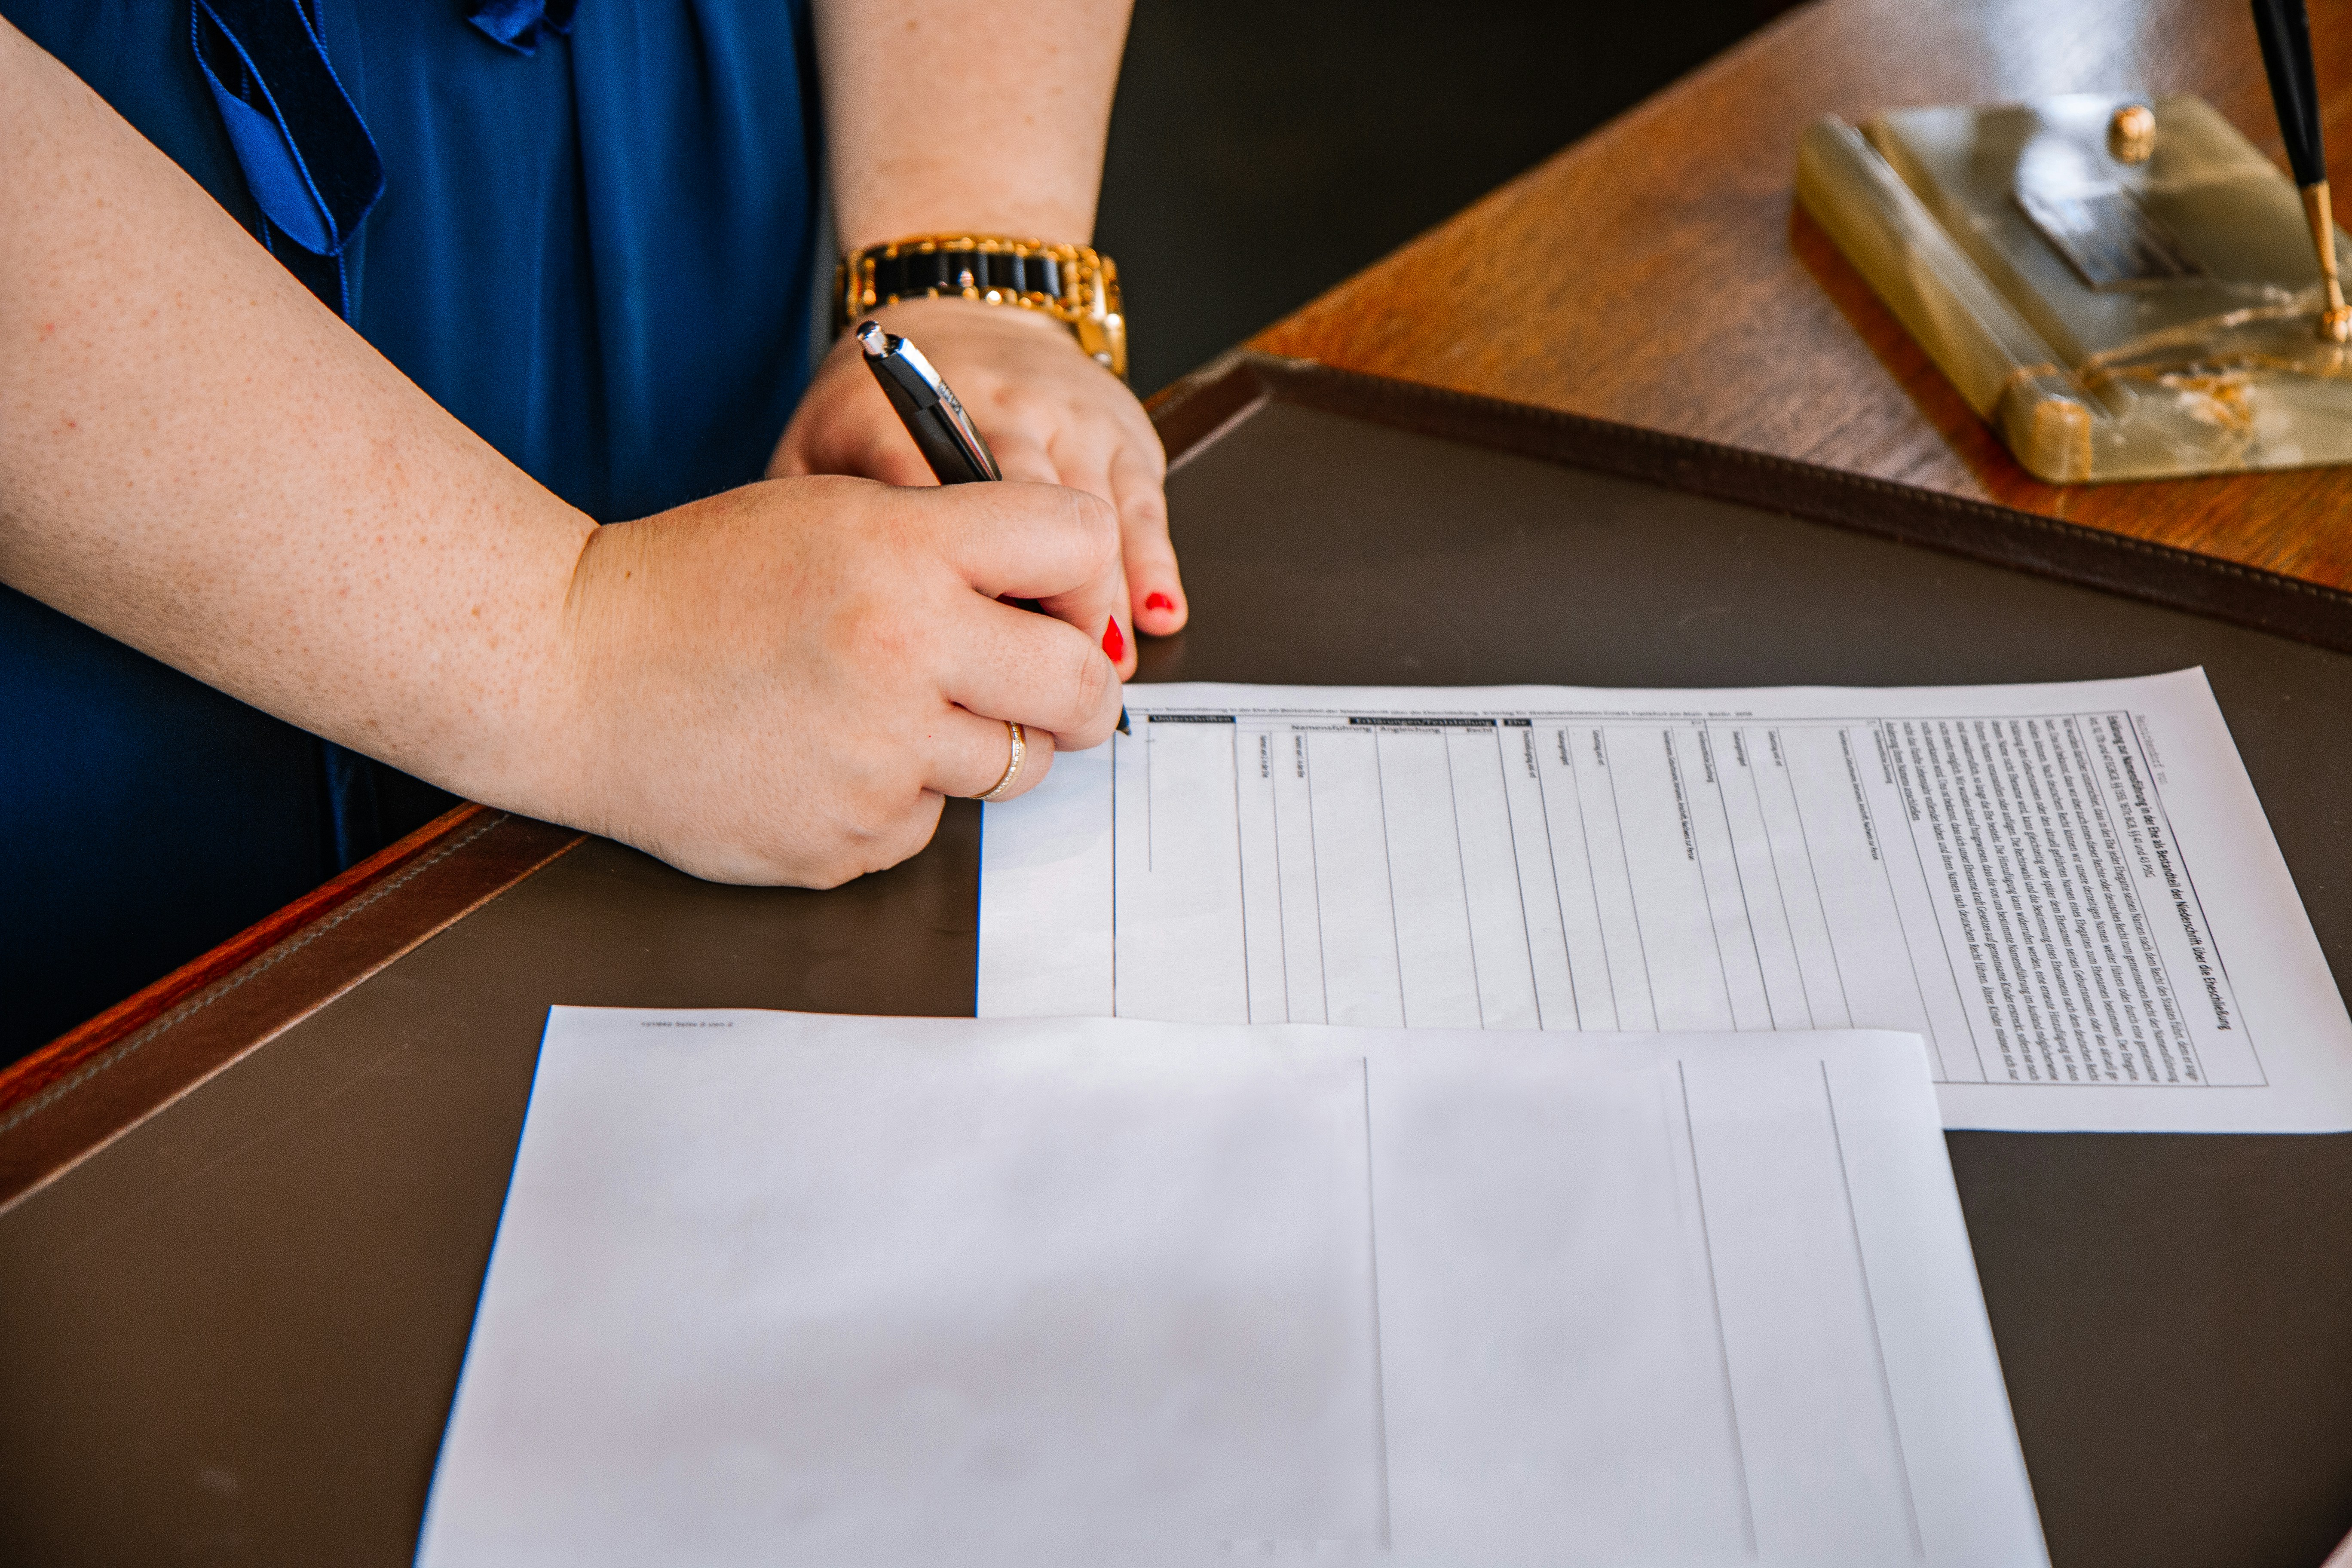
[1147,349,1274,467]
[0,803,507,1116]
[0,813,585,1210]
[1220,353,2352,656]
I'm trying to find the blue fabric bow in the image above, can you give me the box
[468,0,578,55]
[189,0,382,274]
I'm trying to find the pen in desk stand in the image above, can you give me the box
[2251,0,2352,342]
[858,320,1130,735]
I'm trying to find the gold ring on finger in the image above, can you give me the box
[972,720,1027,802]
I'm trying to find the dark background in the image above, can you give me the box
[1094,0,1807,395]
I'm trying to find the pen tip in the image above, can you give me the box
[1118,707,1131,735]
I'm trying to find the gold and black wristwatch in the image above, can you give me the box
[836,235,1127,381]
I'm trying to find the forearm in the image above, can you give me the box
[815,0,1134,249]
[0,23,595,809]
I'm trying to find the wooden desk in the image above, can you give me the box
[1254,0,2352,591]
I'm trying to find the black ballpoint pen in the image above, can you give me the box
[858,319,1130,733]
[857,318,1003,483]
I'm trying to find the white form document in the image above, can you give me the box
[978,671,2352,1132]
[418,1009,2045,1568]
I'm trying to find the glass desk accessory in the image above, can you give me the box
[1798,93,2352,482]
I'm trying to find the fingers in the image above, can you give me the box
[931,482,1123,663]
[830,420,939,488]
[1106,557,1136,678]
[1022,446,1134,677]
[1111,443,1185,637]
[939,591,1124,747]
[921,704,1060,803]
[983,420,1061,488]
[775,416,937,487]
[770,340,940,487]
[961,383,1174,657]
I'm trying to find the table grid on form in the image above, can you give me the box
[1113,705,2254,1093]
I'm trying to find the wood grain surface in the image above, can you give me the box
[1253,0,2352,589]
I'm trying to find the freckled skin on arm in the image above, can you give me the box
[816,0,1123,253]
[0,20,594,805]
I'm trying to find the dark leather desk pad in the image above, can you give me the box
[4,373,2350,1568]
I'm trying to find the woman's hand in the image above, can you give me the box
[551,475,1126,887]
[770,296,1187,678]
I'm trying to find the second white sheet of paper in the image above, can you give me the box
[418,1010,2046,1568]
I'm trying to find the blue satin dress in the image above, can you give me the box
[0,0,824,1058]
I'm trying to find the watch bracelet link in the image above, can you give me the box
[837,235,1128,381]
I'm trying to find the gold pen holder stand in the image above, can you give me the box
[1797,93,2352,483]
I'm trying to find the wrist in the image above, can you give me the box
[519,511,636,834]
[428,498,606,833]
[860,292,1072,344]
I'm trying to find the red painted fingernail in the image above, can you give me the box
[1102,619,1125,660]
[1145,592,1175,612]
